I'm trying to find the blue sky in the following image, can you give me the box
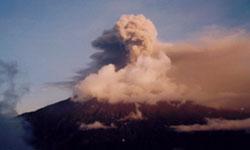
[0,0,249,113]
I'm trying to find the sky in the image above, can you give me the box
[0,0,250,113]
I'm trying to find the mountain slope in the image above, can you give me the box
[20,98,250,150]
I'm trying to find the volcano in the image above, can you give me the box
[20,98,250,150]
[18,14,250,150]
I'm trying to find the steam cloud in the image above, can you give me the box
[119,104,143,121]
[80,121,116,130]
[171,118,250,132]
[0,60,31,150]
[74,14,250,109]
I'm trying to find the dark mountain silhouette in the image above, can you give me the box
[20,98,250,150]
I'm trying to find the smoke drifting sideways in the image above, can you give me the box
[171,118,250,132]
[74,14,250,110]
[0,60,31,150]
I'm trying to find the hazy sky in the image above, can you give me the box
[0,0,250,113]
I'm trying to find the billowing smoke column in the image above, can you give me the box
[74,14,185,104]
[65,15,158,85]
[91,14,158,69]
[74,14,250,109]
[115,14,158,62]
[0,60,31,150]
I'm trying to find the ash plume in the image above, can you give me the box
[171,118,250,132]
[73,14,250,109]
[91,14,158,68]
[163,28,250,108]
[0,60,31,150]
[74,14,184,104]
[52,14,158,88]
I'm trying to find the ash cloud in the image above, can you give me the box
[74,14,185,104]
[163,28,250,108]
[91,14,158,68]
[171,118,250,132]
[51,14,158,88]
[0,60,31,150]
[73,14,250,109]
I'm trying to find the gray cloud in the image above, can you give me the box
[0,59,31,150]
[50,14,156,89]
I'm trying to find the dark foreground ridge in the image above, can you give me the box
[20,98,250,150]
